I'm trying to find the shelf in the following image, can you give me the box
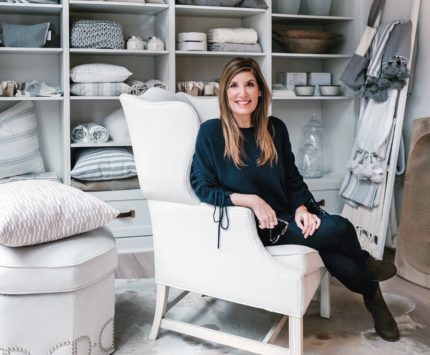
[70,49,168,56]
[272,14,353,24]
[89,189,144,201]
[0,97,63,101]
[69,0,168,14]
[175,4,265,18]
[305,173,344,190]
[272,95,353,101]
[71,142,132,148]
[70,96,121,100]
[0,3,63,15]
[176,50,265,57]
[0,48,63,55]
[272,53,352,59]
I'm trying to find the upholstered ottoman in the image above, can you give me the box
[0,227,117,355]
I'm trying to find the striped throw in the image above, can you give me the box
[71,148,137,181]
[70,82,131,96]
[0,101,45,179]
[0,180,119,247]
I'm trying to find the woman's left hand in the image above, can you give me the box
[295,205,321,238]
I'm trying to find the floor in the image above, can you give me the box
[114,249,430,352]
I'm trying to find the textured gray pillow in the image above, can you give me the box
[0,180,119,247]
[2,22,49,48]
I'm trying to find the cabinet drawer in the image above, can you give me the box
[105,199,152,238]
[310,189,343,215]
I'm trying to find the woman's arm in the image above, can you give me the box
[230,193,278,230]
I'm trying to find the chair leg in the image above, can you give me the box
[288,316,303,355]
[320,271,331,319]
[149,284,169,340]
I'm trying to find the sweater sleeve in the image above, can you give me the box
[190,122,234,207]
[279,120,313,211]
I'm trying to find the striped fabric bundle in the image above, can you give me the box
[0,101,45,179]
[70,82,131,96]
[71,148,137,181]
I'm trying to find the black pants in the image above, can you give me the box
[261,214,378,298]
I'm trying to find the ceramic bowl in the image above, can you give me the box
[295,85,316,96]
[319,85,341,96]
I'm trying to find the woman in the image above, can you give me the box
[190,57,399,341]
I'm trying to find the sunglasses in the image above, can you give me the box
[269,218,289,244]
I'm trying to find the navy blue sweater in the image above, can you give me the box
[190,117,312,226]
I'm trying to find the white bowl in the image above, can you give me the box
[295,85,315,96]
[319,85,340,96]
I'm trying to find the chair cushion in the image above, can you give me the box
[266,244,325,274]
[0,227,117,295]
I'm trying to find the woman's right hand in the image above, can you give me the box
[230,193,277,230]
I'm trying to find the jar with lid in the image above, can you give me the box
[147,36,164,51]
[298,113,324,178]
[127,36,144,50]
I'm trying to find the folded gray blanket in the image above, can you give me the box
[208,42,262,52]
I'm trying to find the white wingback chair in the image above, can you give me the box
[120,89,330,355]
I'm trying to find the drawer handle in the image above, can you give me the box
[117,210,136,218]
[317,199,325,207]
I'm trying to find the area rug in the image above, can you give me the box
[114,279,430,354]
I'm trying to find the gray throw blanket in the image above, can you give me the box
[16,81,62,97]
[360,21,411,102]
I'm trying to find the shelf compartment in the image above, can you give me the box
[0,3,63,15]
[176,50,265,57]
[0,48,63,55]
[69,0,168,14]
[272,53,352,59]
[272,14,353,25]
[175,5,265,18]
[0,97,63,101]
[71,142,132,148]
[70,49,168,56]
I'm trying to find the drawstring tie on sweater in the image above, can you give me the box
[213,189,229,249]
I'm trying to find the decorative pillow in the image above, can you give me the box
[70,82,131,96]
[70,63,132,83]
[0,101,45,179]
[71,148,137,181]
[103,108,131,144]
[2,22,50,48]
[0,180,119,247]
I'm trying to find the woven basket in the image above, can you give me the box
[273,30,342,54]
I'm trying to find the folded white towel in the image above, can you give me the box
[208,28,258,44]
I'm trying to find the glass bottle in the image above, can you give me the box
[298,113,324,178]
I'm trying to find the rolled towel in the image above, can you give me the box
[125,79,148,95]
[71,124,89,143]
[87,123,110,143]
[207,28,258,44]
[146,79,168,90]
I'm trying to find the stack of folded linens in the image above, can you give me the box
[207,28,262,53]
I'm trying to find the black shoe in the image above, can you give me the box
[365,256,397,281]
[364,286,400,342]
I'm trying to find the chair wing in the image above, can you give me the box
[120,94,200,205]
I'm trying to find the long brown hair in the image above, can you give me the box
[218,57,276,167]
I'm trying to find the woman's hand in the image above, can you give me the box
[295,205,320,238]
[230,193,277,230]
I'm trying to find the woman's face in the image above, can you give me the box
[227,70,260,126]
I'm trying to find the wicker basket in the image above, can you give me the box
[273,30,342,54]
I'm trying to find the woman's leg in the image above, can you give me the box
[273,214,369,263]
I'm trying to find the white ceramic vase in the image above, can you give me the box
[275,0,301,15]
[304,0,332,16]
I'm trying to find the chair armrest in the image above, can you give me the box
[148,200,319,316]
